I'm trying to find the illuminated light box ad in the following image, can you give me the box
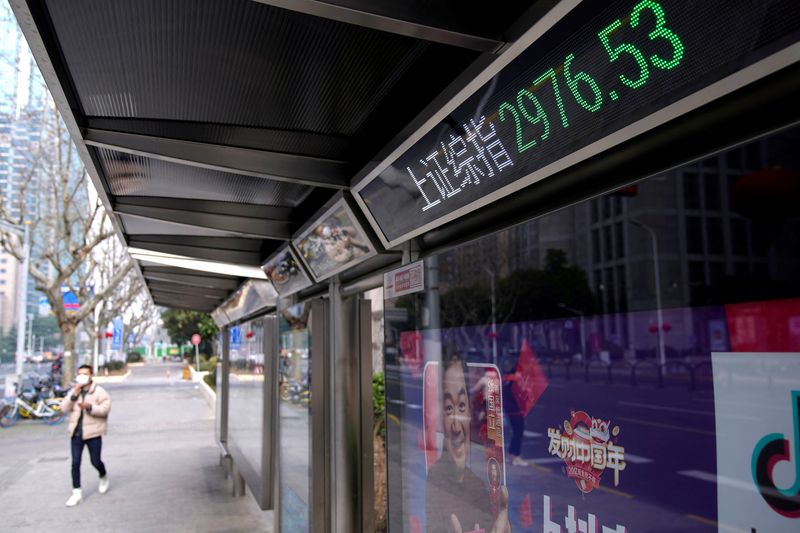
[261,246,312,296]
[382,303,800,533]
[293,200,376,281]
[357,0,800,245]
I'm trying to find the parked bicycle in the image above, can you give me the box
[0,392,65,427]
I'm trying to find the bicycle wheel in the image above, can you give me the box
[42,399,65,426]
[0,403,19,428]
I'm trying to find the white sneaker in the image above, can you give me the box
[99,476,109,494]
[66,488,82,507]
[512,455,530,467]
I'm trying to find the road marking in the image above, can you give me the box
[686,514,750,533]
[616,416,716,436]
[407,403,422,410]
[624,453,653,464]
[528,457,564,464]
[678,470,756,493]
[595,485,634,499]
[619,400,759,421]
[523,430,542,438]
[618,400,715,417]
[530,464,553,474]
[526,453,652,465]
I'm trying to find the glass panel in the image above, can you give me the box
[384,126,800,532]
[228,320,265,475]
[278,303,312,532]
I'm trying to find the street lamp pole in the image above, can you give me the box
[629,220,666,367]
[558,303,586,360]
[485,267,497,366]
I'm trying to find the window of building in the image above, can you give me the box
[686,216,703,254]
[704,173,721,210]
[706,218,724,255]
[683,172,701,209]
[730,218,748,255]
[615,222,625,259]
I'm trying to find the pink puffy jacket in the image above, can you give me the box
[61,381,111,440]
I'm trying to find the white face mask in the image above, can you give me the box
[76,374,90,385]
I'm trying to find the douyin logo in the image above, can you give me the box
[752,391,800,518]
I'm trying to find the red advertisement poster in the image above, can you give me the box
[422,362,509,533]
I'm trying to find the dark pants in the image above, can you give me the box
[71,434,106,489]
[508,413,524,456]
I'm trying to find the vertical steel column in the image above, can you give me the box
[326,277,374,533]
[219,326,230,446]
[358,298,375,533]
[311,298,330,533]
[261,315,279,509]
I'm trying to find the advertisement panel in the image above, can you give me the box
[384,321,730,532]
[261,246,312,296]
[712,352,800,532]
[293,200,375,282]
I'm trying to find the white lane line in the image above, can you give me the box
[525,454,653,464]
[618,400,759,421]
[618,400,715,416]
[529,457,564,464]
[678,470,756,493]
[624,453,654,464]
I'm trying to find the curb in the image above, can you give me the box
[94,369,131,383]
[189,366,216,411]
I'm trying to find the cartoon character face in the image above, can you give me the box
[591,418,610,443]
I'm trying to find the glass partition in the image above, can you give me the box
[227,319,266,487]
[384,126,800,532]
[278,303,312,531]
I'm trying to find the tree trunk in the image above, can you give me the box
[61,326,76,387]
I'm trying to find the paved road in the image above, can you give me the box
[0,361,273,532]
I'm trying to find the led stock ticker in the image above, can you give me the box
[357,0,798,244]
[501,0,684,154]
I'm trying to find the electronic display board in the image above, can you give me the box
[356,0,800,246]
[293,198,377,282]
[261,246,313,296]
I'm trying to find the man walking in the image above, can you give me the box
[62,364,111,506]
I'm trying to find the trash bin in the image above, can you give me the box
[182,365,191,380]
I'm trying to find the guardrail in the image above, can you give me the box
[544,357,713,391]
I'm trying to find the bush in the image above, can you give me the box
[126,352,143,363]
[372,372,385,437]
[203,366,216,390]
[199,356,217,373]
[101,360,125,372]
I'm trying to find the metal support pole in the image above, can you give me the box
[14,224,29,378]
[195,343,199,372]
[630,220,666,367]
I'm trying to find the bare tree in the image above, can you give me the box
[0,85,138,383]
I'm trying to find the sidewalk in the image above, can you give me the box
[0,362,273,532]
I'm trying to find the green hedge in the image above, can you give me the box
[203,366,216,390]
[101,360,125,372]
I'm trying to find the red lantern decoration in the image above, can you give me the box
[662,322,672,333]
[246,331,255,339]
[105,331,114,338]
